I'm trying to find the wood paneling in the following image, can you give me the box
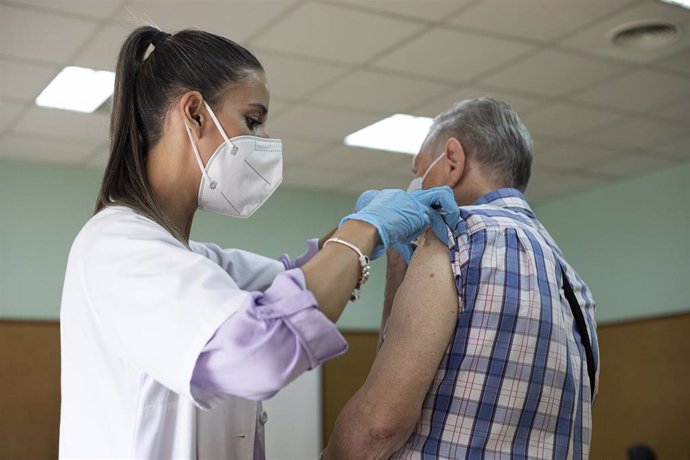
[590,314,690,459]
[323,314,690,459]
[2,313,688,459]
[321,331,379,447]
[0,320,60,460]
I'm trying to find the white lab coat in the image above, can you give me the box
[59,206,285,459]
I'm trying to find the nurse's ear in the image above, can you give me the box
[178,91,205,138]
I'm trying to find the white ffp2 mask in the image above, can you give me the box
[185,101,283,218]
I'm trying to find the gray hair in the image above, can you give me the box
[428,97,533,192]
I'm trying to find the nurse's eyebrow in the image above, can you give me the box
[249,103,268,116]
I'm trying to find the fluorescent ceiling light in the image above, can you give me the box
[36,66,115,113]
[660,0,690,9]
[344,114,434,155]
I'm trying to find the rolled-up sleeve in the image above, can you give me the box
[191,268,347,401]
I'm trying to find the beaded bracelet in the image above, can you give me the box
[324,237,371,301]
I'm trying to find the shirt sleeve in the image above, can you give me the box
[191,268,348,402]
[278,238,320,270]
[190,241,285,292]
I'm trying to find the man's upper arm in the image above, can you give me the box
[363,231,459,430]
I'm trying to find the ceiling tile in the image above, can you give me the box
[654,48,690,75]
[654,135,690,160]
[525,169,607,202]
[589,151,679,178]
[311,70,452,114]
[252,2,424,64]
[388,154,416,177]
[0,100,27,132]
[256,52,346,101]
[521,103,623,140]
[448,0,634,42]
[573,69,690,112]
[0,4,99,64]
[282,165,357,191]
[282,138,333,165]
[533,142,625,170]
[264,97,291,120]
[10,0,124,19]
[73,24,133,71]
[374,27,534,83]
[579,117,689,149]
[308,145,412,174]
[83,144,108,170]
[84,155,107,170]
[340,173,412,194]
[12,106,110,144]
[0,59,59,102]
[481,49,627,97]
[0,133,95,164]
[269,104,380,142]
[410,85,544,118]
[561,1,690,64]
[331,0,473,22]
[115,0,298,43]
[650,95,690,124]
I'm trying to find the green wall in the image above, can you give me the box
[1,159,688,327]
[0,159,385,329]
[533,162,689,324]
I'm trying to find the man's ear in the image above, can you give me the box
[444,137,466,189]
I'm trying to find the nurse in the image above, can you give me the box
[58,26,458,459]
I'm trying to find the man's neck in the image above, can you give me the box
[455,183,498,206]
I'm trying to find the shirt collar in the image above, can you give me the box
[472,188,536,218]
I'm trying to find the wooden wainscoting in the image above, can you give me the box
[0,320,61,460]
[3,313,688,459]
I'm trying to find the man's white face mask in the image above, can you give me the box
[407,152,444,193]
[184,101,283,218]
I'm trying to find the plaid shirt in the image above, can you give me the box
[392,188,599,460]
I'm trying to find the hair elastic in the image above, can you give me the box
[151,30,171,48]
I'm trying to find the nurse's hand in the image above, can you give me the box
[356,187,458,245]
[410,187,459,243]
[340,187,457,259]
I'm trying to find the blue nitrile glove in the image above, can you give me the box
[410,187,459,245]
[340,189,432,260]
[354,189,377,212]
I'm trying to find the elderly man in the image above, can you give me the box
[324,98,599,459]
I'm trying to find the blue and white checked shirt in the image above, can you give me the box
[392,188,599,460]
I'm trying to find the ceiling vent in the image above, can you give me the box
[610,21,681,50]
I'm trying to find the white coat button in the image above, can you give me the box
[260,411,268,425]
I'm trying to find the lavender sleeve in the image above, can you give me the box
[191,268,347,401]
[279,238,320,270]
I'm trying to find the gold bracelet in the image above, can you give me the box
[324,237,371,301]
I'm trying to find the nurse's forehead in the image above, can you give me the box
[219,72,269,104]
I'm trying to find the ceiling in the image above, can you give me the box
[0,0,689,203]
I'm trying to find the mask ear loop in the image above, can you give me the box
[203,101,238,155]
[421,152,445,184]
[184,121,218,190]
